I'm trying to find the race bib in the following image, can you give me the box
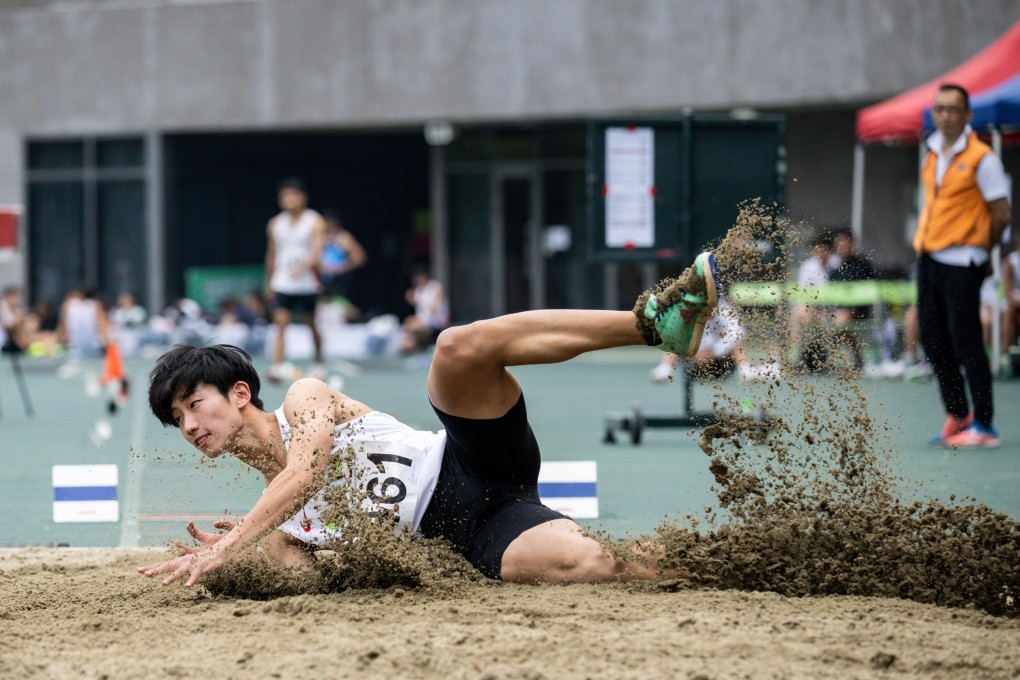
[348,438,430,531]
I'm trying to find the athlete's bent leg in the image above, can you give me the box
[500,518,673,584]
[428,310,644,419]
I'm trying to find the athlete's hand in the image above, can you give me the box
[137,547,227,588]
[174,519,236,555]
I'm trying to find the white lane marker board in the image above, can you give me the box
[53,464,119,523]
[538,461,598,519]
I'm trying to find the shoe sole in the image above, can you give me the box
[688,252,720,357]
[947,439,1001,449]
[698,252,721,308]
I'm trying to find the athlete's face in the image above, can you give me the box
[170,382,247,458]
[932,89,971,141]
[278,188,308,213]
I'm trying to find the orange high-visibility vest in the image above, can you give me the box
[914,132,994,254]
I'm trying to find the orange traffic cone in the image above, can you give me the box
[101,343,130,414]
[101,343,124,386]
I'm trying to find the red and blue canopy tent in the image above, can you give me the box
[852,17,1020,240]
[852,17,1020,371]
[856,18,1020,144]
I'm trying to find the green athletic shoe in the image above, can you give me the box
[644,252,721,357]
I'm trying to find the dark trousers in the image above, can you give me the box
[916,255,993,426]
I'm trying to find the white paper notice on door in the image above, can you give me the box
[604,127,655,248]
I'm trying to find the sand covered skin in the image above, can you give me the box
[2,201,1018,678]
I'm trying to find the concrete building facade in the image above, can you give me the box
[1,0,1018,318]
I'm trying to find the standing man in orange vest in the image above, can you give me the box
[916,84,1011,448]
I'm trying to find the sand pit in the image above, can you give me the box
[1,547,1018,679]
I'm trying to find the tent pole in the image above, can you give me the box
[990,128,1004,376]
[850,143,865,246]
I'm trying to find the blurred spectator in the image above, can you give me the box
[58,288,109,358]
[789,232,832,369]
[24,298,62,357]
[219,297,255,327]
[33,300,58,333]
[109,291,147,329]
[318,209,367,302]
[162,297,210,346]
[401,268,449,354]
[1,286,30,353]
[240,291,271,355]
[107,291,148,357]
[242,290,269,323]
[213,297,254,350]
[828,228,876,369]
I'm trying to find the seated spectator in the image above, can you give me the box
[212,298,253,350]
[108,291,149,357]
[789,232,832,370]
[827,228,876,369]
[22,298,62,357]
[109,292,147,329]
[400,268,449,354]
[0,286,30,353]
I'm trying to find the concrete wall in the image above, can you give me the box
[1,0,1018,271]
[3,0,1017,138]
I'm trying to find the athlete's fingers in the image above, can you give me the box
[161,562,188,586]
[174,540,203,555]
[212,519,237,531]
[137,559,174,577]
[187,522,221,545]
[160,556,196,586]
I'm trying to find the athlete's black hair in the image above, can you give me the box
[277,177,307,194]
[937,83,970,110]
[148,344,264,427]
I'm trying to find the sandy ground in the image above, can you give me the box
[1,548,1017,680]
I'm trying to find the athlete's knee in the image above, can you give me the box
[434,322,490,366]
[504,542,620,585]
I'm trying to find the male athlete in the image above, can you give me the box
[139,253,720,586]
[264,178,327,383]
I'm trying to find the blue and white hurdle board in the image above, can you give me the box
[537,461,598,519]
[52,464,119,523]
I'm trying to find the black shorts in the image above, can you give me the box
[272,292,318,315]
[418,394,568,579]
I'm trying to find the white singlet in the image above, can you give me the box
[413,279,449,331]
[275,408,446,545]
[64,298,103,357]
[269,209,321,295]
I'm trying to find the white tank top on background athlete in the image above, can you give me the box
[275,408,446,545]
[64,298,103,357]
[269,209,320,295]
